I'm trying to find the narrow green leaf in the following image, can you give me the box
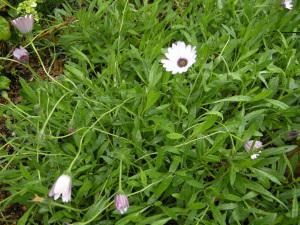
[291,191,298,218]
[0,76,11,90]
[230,166,236,186]
[251,168,281,185]
[17,205,34,225]
[252,90,273,101]
[265,99,289,110]
[149,176,173,202]
[210,203,226,225]
[0,16,11,40]
[214,95,252,103]
[152,217,172,225]
[144,90,160,112]
[167,132,184,140]
[148,62,162,88]
[192,115,218,136]
[19,78,36,103]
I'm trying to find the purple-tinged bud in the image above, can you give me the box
[244,140,263,160]
[244,140,263,152]
[13,46,29,63]
[115,193,129,214]
[11,14,34,34]
[286,130,298,141]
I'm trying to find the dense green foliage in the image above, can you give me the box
[0,0,300,224]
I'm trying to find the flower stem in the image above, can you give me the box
[29,40,72,92]
[118,160,122,192]
[1,0,17,10]
[67,97,132,172]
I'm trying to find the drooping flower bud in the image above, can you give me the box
[11,14,34,34]
[49,174,72,203]
[115,193,129,214]
[13,46,29,63]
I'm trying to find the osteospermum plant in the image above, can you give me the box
[0,1,300,224]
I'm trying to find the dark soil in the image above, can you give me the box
[0,188,26,225]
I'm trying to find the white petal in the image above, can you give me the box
[62,193,71,202]
[48,184,55,197]
[54,193,61,200]
[250,153,260,160]
[176,41,186,50]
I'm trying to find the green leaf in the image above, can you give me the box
[0,76,11,90]
[0,16,11,41]
[251,168,281,185]
[203,110,223,120]
[80,198,109,222]
[214,95,252,103]
[65,64,85,80]
[236,48,258,65]
[218,203,238,210]
[252,90,273,101]
[230,166,236,186]
[192,115,218,136]
[210,202,226,225]
[167,132,184,140]
[262,146,296,156]
[243,178,287,208]
[75,179,92,200]
[19,78,36,102]
[251,214,277,225]
[17,205,34,225]
[152,217,172,225]
[148,62,162,88]
[140,168,147,186]
[149,176,173,202]
[176,101,188,114]
[144,90,160,112]
[291,191,298,218]
[186,179,203,188]
[265,99,289,110]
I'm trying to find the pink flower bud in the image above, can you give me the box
[115,193,129,214]
[49,174,72,203]
[13,46,29,63]
[11,14,34,34]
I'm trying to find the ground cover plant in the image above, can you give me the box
[0,0,300,224]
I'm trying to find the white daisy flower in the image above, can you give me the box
[161,41,196,74]
[282,0,293,10]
